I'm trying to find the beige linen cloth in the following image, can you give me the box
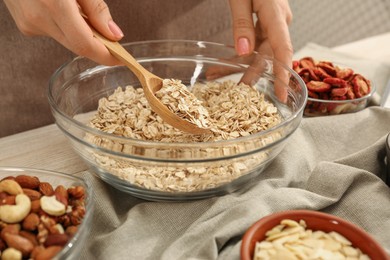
[76,44,390,259]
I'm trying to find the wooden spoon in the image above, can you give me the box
[90,29,211,135]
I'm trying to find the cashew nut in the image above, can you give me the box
[1,247,22,260]
[0,180,23,195]
[0,194,31,223]
[40,195,66,216]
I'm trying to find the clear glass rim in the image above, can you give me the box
[307,83,376,103]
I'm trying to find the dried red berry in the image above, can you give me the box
[317,62,337,76]
[299,57,316,69]
[313,68,333,80]
[292,60,300,71]
[306,81,331,93]
[352,74,371,98]
[346,86,355,100]
[336,68,354,80]
[324,77,347,87]
[331,87,348,97]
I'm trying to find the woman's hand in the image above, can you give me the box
[4,0,124,65]
[229,0,293,102]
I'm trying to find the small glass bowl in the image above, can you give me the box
[241,210,389,260]
[48,40,307,201]
[304,88,375,116]
[298,60,376,117]
[0,167,93,259]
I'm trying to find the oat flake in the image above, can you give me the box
[87,80,282,192]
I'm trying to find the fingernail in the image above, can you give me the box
[108,20,124,39]
[237,37,250,56]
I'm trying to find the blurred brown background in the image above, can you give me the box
[0,0,233,137]
[1,0,389,137]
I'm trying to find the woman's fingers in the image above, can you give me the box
[78,0,123,41]
[253,0,293,102]
[50,1,121,65]
[4,0,123,66]
[253,0,293,68]
[228,0,293,102]
[228,0,255,56]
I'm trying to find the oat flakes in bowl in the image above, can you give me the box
[48,40,307,201]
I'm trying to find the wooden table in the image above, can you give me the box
[0,124,86,174]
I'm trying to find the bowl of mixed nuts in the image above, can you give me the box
[0,167,93,259]
[241,210,389,260]
[293,57,375,116]
[48,40,307,201]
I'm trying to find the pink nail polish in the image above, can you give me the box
[108,20,124,39]
[237,37,250,56]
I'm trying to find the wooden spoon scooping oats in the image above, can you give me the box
[87,23,211,134]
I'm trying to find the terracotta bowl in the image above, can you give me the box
[240,210,389,260]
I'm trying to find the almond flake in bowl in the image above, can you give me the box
[253,219,370,260]
[241,210,389,260]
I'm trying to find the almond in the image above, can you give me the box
[15,175,40,189]
[35,246,62,260]
[22,188,42,200]
[44,233,69,247]
[0,195,16,205]
[1,224,20,241]
[54,185,68,208]
[19,230,39,246]
[22,213,40,231]
[30,245,45,259]
[38,182,54,196]
[30,199,41,213]
[3,232,34,257]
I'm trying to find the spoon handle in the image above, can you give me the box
[91,29,150,81]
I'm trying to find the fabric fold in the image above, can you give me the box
[78,107,390,259]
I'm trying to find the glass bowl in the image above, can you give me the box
[0,167,93,259]
[293,57,375,116]
[48,40,307,201]
[305,89,375,116]
[241,210,389,260]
